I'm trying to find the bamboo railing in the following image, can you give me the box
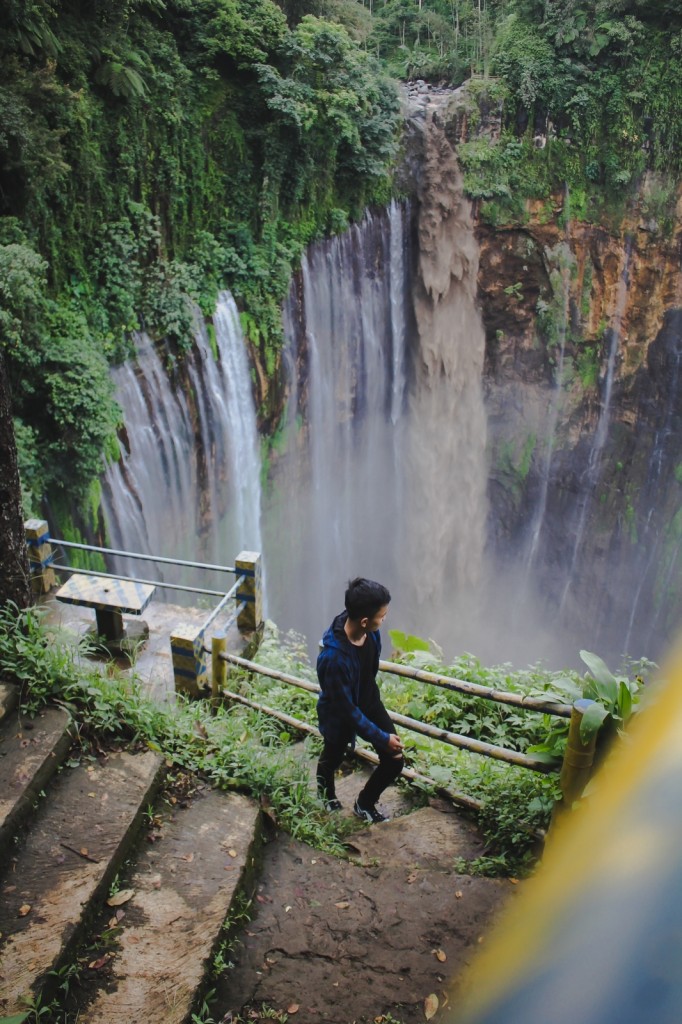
[217,650,564,774]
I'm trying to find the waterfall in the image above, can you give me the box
[623,311,682,653]
[558,239,632,615]
[264,113,490,654]
[403,107,488,641]
[263,201,411,642]
[523,240,574,578]
[101,292,263,598]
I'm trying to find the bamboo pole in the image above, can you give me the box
[388,710,557,773]
[379,659,573,718]
[548,699,599,835]
[223,651,319,693]
[212,632,227,700]
[557,699,599,807]
[221,688,482,813]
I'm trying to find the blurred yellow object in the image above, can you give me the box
[451,642,682,1024]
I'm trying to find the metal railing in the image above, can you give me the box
[52,538,239,599]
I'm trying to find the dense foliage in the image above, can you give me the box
[0,0,400,510]
[2,0,682,526]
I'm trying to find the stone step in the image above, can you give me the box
[0,705,75,862]
[0,750,164,1016]
[0,682,20,723]
[76,788,262,1024]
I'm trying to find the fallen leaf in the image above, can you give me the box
[435,949,447,962]
[88,955,109,970]
[107,889,135,907]
[287,1004,300,1014]
[424,993,439,1020]
[455,890,463,899]
[334,901,350,909]
[80,847,89,857]
[18,904,31,917]
[228,848,237,858]
[509,878,519,885]
[88,792,96,798]
[285,905,292,912]
[310,859,316,864]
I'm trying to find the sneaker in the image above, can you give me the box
[353,799,390,824]
[324,798,343,812]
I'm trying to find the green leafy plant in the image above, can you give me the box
[577,648,641,743]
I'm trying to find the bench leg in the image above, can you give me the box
[95,608,125,643]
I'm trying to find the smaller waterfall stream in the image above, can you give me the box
[101,292,263,597]
[523,241,574,578]
[559,240,632,614]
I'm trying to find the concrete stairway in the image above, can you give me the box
[0,685,262,1021]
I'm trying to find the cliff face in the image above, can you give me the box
[474,176,682,662]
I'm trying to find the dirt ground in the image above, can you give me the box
[212,770,518,1024]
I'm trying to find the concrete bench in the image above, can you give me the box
[55,573,155,656]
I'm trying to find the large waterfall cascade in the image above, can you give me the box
[405,108,488,635]
[264,106,494,655]
[263,200,412,644]
[101,292,263,600]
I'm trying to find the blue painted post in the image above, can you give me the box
[235,551,263,632]
[170,624,208,697]
[24,519,56,595]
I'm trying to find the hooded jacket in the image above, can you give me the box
[316,611,391,751]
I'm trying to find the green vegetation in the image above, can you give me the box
[0,0,400,516]
[0,587,652,886]
[2,1,682,520]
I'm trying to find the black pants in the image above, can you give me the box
[316,700,404,807]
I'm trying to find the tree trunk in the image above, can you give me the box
[0,350,30,609]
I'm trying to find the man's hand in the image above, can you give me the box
[387,734,404,758]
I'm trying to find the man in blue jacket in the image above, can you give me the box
[316,577,404,823]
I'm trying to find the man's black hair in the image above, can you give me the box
[345,577,391,621]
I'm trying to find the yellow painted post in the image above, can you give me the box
[212,631,227,701]
[235,551,262,632]
[24,519,56,595]
[550,698,599,829]
[170,623,208,697]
